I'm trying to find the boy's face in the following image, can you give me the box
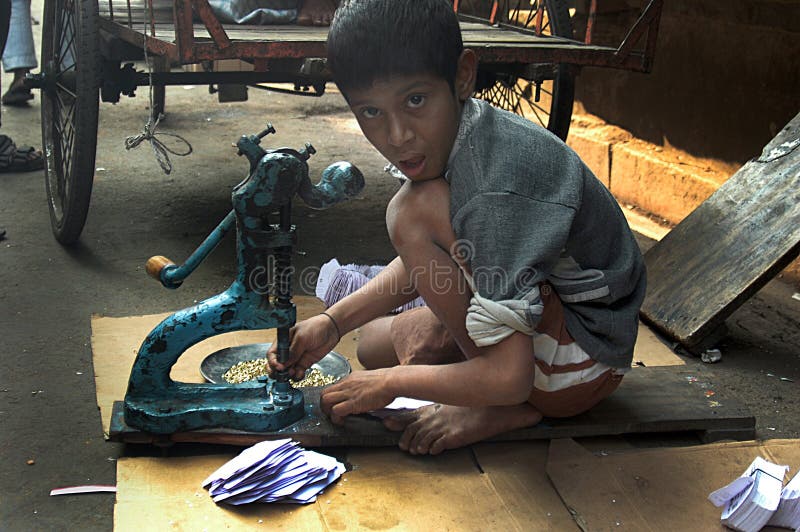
[346,52,476,182]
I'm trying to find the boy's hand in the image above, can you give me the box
[267,313,340,380]
[320,368,395,424]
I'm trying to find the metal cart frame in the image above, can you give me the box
[31,0,663,244]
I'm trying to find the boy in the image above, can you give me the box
[269,0,646,455]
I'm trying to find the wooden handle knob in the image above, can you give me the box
[146,255,176,280]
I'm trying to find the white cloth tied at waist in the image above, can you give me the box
[461,267,543,347]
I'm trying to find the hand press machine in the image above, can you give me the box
[117,124,364,435]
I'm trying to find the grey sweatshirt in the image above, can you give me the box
[446,98,646,368]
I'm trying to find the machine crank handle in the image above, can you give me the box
[144,210,236,289]
[297,162,366,209]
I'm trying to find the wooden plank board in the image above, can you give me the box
[106,19,608,50]
[108,366,754,446]
[640,112,800,348]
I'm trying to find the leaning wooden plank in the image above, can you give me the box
[108,366,754,446]
[640,112,800,348]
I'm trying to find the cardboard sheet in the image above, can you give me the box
[471,441,578,529]
[94,301,690,530]
[115,454,328,531]
[633,322,684,367]
[115,445,569,531]
[546,438,800,531]
[115,438,800,531]
[317,448,520,530]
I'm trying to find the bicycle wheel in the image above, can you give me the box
[473,0,575,140]
[41,0,100,245]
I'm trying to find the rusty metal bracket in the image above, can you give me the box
[173,0,195,64]
[612,0,664,72]
[97,17,179,63]
[193,0,232,51]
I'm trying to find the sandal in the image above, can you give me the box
[2,78,34,106]
[0,134,44,173]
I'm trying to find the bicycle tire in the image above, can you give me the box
[41,0,100,245]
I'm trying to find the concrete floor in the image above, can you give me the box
[1,4,800,530]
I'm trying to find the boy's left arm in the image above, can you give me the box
[320,332,535,422]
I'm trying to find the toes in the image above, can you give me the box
[428,435,449,455]
[398,425,414,451]
[409,425,440,455]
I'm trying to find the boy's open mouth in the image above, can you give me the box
[398,156,426,178]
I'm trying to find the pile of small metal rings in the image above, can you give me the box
[222,358,338,388]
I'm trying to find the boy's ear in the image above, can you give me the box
[455,49,478,101]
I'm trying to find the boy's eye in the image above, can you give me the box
[360,107,380,119]
[408,94,425,108]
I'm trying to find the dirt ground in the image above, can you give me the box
[1,10,800,532]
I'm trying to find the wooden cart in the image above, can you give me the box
[32,0,663,244]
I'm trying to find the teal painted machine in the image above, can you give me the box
[122,124,364,434]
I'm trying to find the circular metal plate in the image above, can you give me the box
[200,342,351,384]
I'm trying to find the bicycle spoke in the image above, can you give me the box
[55,82,77,99]
[518,85,547,126]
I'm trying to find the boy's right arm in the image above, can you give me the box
[268,256,418,377]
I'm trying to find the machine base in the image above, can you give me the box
[123,382,305,434]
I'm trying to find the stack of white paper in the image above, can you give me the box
[202,439,345,505]
[708,456,788,532]
[767,469,800,529]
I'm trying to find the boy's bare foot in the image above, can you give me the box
[297,0,337,26]
[383,403,543,455]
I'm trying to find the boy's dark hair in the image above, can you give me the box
[326,0,463,98]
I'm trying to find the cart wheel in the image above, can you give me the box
[473,0,575,140]
[41,0,100,245]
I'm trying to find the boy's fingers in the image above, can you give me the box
[320,391,349,424]
[319,389,340,415]
[331,401,355,418]
[266,350,285,371]
[329,411,346,425]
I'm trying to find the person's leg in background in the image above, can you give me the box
[0,0,44,240]
[1,0,36,106]
[0,0,8,239]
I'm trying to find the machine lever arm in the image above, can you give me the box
[145,210,237,289]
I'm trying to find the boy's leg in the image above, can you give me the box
[525,284,625,419]
[357,307,465,369]
[356,315,398,369]
[386,178,476,357]
[383,177,543,455]
[383,276,626,454]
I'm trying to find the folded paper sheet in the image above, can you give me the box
[767,469,800,530]
[202,439,345,505]
[708,456,788,532]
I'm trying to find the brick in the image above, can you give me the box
[567,129,611,188]
[610,143,719,224]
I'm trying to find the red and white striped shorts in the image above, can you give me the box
[389,285,626,418]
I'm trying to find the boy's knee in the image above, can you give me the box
[390,307,464,366]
